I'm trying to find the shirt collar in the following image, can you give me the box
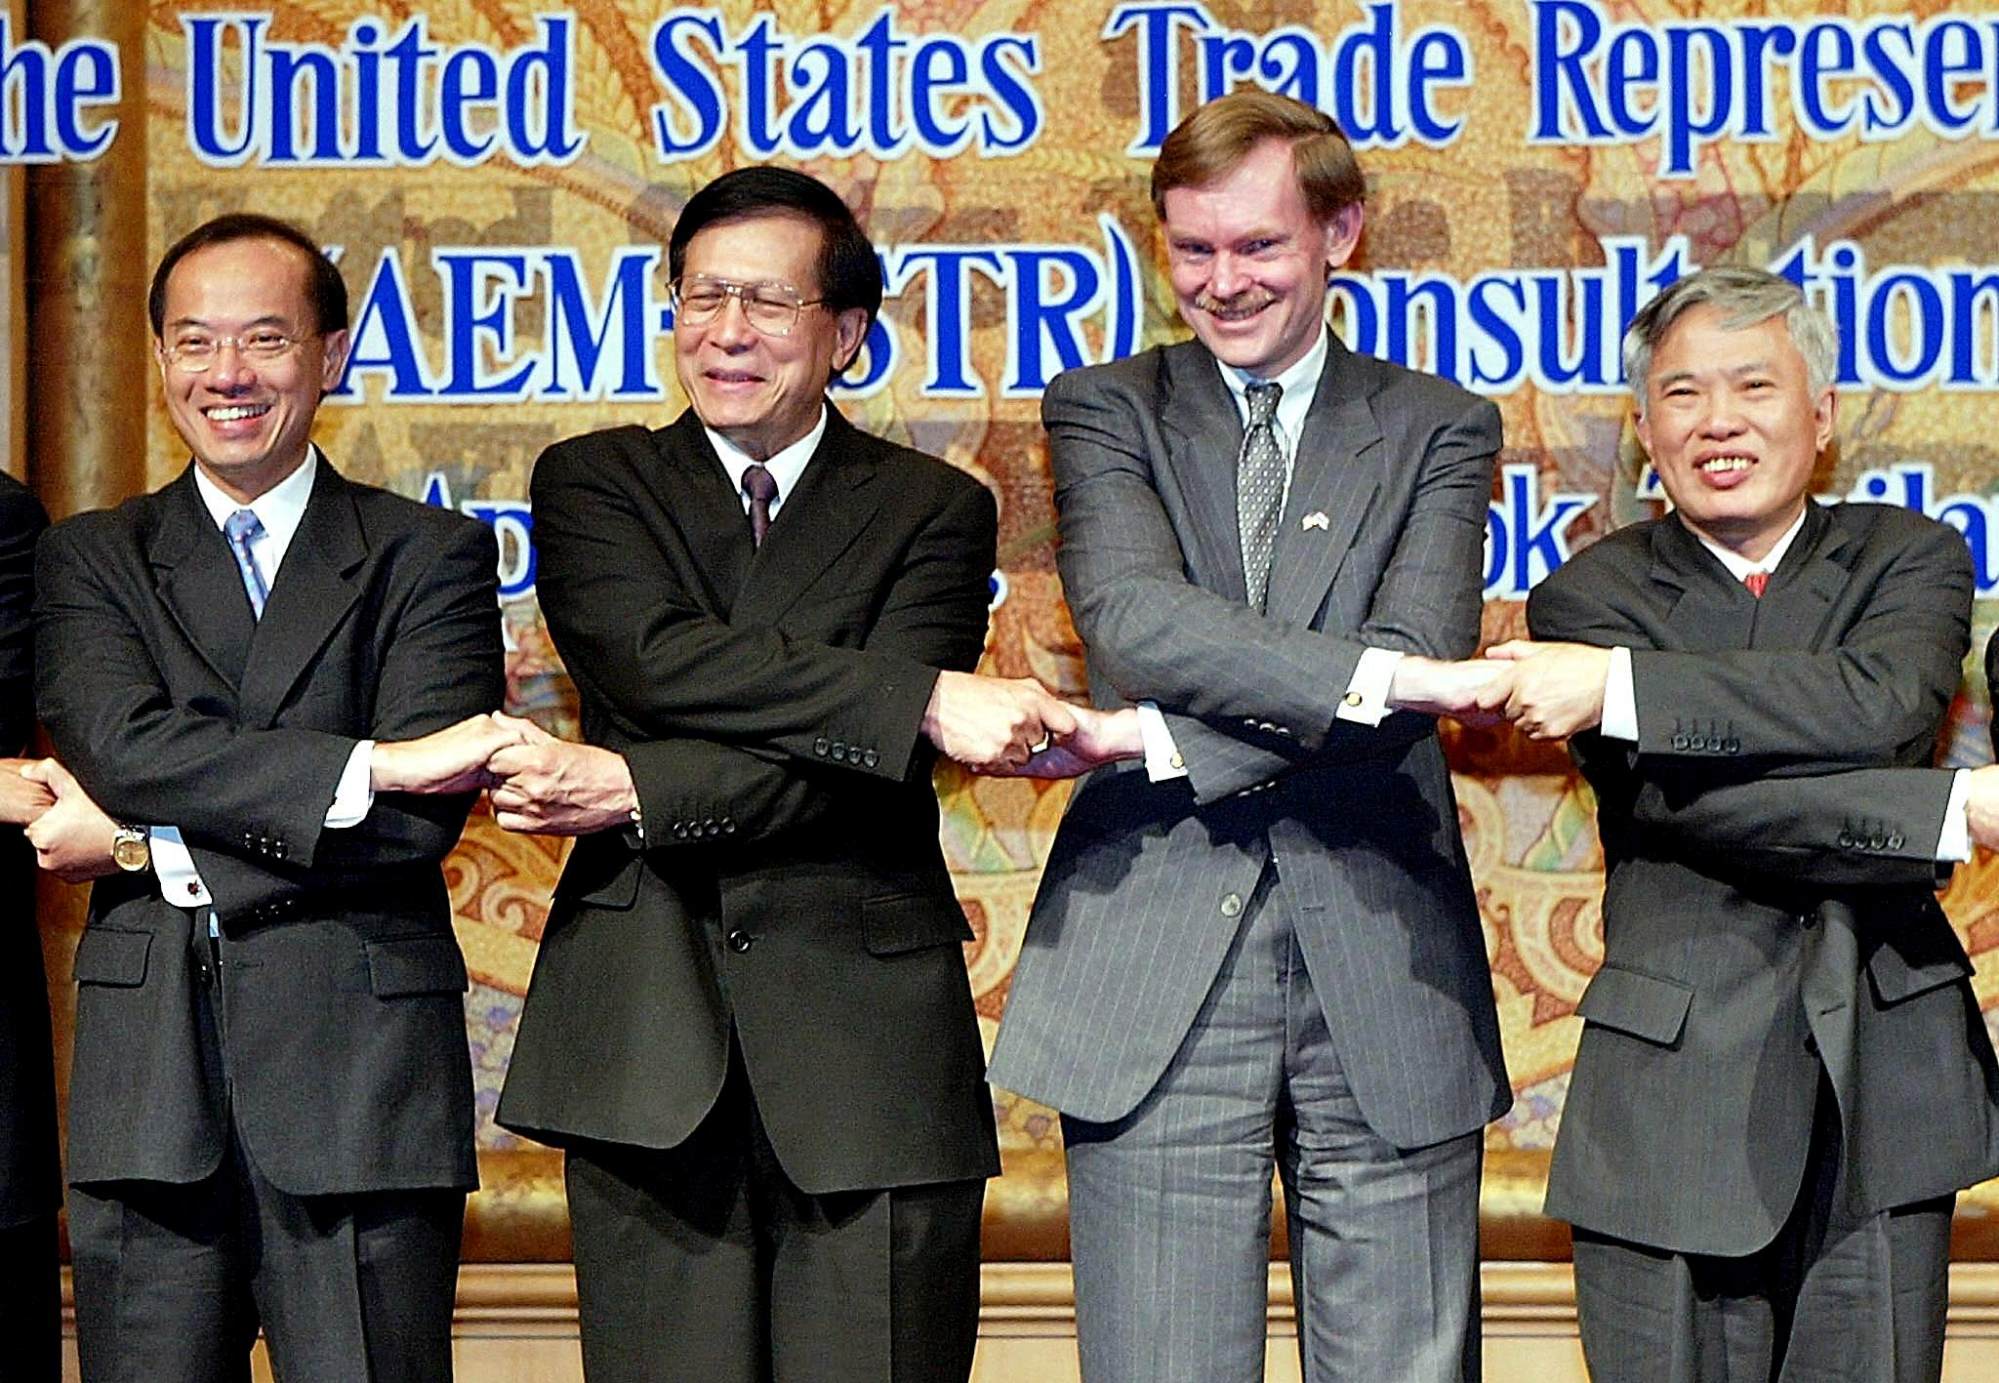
[704,403,829,516]
[191,446,318,568]
[1213,322,1328,450]
[1691,504,1810,582]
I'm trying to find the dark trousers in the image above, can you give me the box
[69,1145,464,1383]
[69,913,464,1383]
[1573,1081,1953,1383]
[0,1213,61,1383]
[564,1049,985,1383]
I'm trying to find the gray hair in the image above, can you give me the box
[1622,266,1839,404]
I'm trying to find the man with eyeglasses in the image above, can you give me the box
[29,211,513,1380]
[488,165,1075,1382]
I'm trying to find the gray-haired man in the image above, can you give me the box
[1491,265,1999,1381]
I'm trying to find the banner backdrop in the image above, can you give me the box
[39,1,1999,1177]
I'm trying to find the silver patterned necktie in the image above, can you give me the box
[223,508,269,619]
[1237,380,1284,610]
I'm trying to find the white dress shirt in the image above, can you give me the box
[153,450,377,915]
[703,404,830,521]
[1596,505,1970,861]
[1137,324,1404,782]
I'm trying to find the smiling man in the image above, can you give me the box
[493,166,1079,1382]
[1495,266,1999,1382]
[32,212,513,1381]
[987,91,1511,1381]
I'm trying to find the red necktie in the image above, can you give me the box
[1743,571,1769,598]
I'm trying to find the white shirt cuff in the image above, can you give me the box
[150,826,210,908]
[1940,769,1974,862]
[1600,646,1638,741]
[1335,648,1403,727]
[1135,702,1188,781]
[324,740,376,829]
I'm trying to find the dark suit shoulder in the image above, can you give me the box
[0,470,46,533]
[336,470,490,555]
[834,414,988,507]
[1340,343,1488,419]
[1822,499,1964,556]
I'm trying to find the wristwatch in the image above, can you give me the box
[110,824,151,873]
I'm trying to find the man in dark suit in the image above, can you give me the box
[492,166,1080,1382]
[28,212,513,1381]
[0,469,56,1382]
[985,91,1512,1381]
[1492,265,1999,1381]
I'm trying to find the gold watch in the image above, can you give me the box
[110,825,151,872]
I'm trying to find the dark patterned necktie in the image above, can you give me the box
[743,463,778,547]
[1743,571,1769,598]
[1237,381,1284,610]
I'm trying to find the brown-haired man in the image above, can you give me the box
[32,212,515,1380]
[988,90,1512,1380]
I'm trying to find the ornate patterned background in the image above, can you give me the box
[55,1,1999,1190]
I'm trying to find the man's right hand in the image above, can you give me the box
[1965,764,1999,852]
[370,713,528,795]
[1388,655,1514,725]
[0,757,55,826]
[921,671,1080,772]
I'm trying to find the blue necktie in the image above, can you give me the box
[223,509,269,619]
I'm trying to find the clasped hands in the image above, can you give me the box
[1390,641,1613,741]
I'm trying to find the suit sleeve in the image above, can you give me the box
[1573,728,1955,887]
[307,519,505,870]
[1531,520,1971,769]
[37,515,503,872]
[1047,370,1497,802]
[0,480,48,757]
[535,436,996,788]
[621,738,843,848]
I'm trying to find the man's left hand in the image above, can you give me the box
[0,757,55,826]
[21,758,120,883]
[988,704,1145,779]
[486,713,640,835]
[1485,640,1612,740]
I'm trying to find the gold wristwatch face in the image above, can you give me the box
[111,827,150,872]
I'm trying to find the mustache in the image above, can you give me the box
[1193,290,1275,318]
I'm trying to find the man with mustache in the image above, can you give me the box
[987,91,1512,1380]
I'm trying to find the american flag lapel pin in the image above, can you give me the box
[1302,511,1330,531]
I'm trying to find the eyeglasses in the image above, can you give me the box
[160,330,313,373]
[670,276,826,337]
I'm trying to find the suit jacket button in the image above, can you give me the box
[814,737,830,756]
[726,929,753,953]
[1888,832,1905,850]
[1870,833,1888,851]
[1671,734,1689,750]
[722,819,737,835]
[1723,738,1740,753]
[1220,893,1243,918]
[673,823,690,840]
[1836,832,1854,849]
[863,749,879,768]
[831,740,847,759]
[1342,691,1362,708]
[1688,734,1706,751]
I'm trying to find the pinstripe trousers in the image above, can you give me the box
[1060,866,1484,1382]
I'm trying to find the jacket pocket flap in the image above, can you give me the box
[366,935,469,998]
[72,927,151,987]
[1868,924,1974,1006]
[863,894,974,956]
[1576,964,1693,1046]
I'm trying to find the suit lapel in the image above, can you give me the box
[1159,346,1249,604]
[236,461,367,724]
[1266,338,1383,625]
[647,415,756,613]
[150,467,257,690]
[731,409,883,629]
[1651,517,1758,651]
[1750,504,1845,651]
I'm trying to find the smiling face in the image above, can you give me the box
[154,236,348,505]
[672,213,868,461]
[1159,137,1361,380]
[1635,305,1836,562]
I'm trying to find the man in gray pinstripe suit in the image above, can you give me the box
[988,91,1512,1381]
